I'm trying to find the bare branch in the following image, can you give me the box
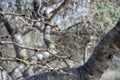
[49,0,69,21]
[0,11,58,29]
[0,41,46,52]
[0,57,29,65]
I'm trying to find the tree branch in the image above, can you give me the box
[49,0,69,21]
[24,19,120,80]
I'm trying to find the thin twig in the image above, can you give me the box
[46,63,69,75]
[49,0,69,21]
[0,41,46,52]
[0,57,29,65]
[0,11,58,29]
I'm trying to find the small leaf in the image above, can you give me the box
[48,44,53,51]
[20,56,25,60]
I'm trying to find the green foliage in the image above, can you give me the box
[20,56,25,60]
[48,44,54,51]
[96,1,120,26]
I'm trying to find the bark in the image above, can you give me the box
[24,19,120,80]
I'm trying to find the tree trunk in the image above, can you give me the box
[24,19,120,80]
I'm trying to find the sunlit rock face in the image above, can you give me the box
[52,1,89,30]
[100,69,120,80]
[100,55,120,80]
